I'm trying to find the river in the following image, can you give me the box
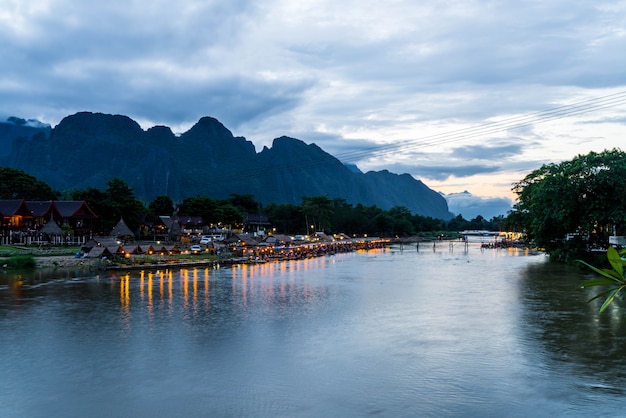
[1,242,626,417]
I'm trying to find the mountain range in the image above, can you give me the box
[1,112,455,219]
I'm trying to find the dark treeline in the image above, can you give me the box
[71,183,506,238]
[1,168,507,237]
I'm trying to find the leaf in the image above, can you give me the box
[587,287,619,303]
[580,278,622,288]
[600,287,625,314]
[576,260,623,283]
[607,246,624,278]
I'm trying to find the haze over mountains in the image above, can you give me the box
[1,112,511,219]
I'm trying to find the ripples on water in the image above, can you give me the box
[2,244,626,417]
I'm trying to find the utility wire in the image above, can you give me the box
[177,90,626,187]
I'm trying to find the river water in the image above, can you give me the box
[2,243,626,417]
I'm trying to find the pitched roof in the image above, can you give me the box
[40,218,64,235]
[122,245,143,254]
[26,201,57,218]
[264,234,292,245]
[0,199,33,217]
[314,232,333,241]
[244,213,270,225]
[86,246,113,258]
[175,215,203,227]
[169,220,182,237]
[227,233,259,246]
[110,218,135,238]
[53,201,98,218]
[157,216,174,228]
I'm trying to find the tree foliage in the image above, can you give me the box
[0,167,59,200]
[178,196,243,227]
[509,149,626,260]
[302,195,333,232]
[72,178,145,235]
[1,168,508,238]
[263,196,500,237]
[148,195,175,218]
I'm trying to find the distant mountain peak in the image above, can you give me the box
[4,116,50,129]
[2,111,453,219]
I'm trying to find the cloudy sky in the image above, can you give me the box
[2,0,626,207]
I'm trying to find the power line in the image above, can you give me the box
[334,90,626,162]
[177,90,626,187]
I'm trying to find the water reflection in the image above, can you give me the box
[518,261,626,396]
[49,256,336,327]
[3,248,626,417]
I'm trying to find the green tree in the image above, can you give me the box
[412,214,445,234]
[72,187,109,233]
[218,203,243,227]
[178,196,242,227]
[510,149,626,260]
[148,195,175,218]
[73,179,145,235]
[179,196,219,225]
[0,167,59,200]
[388,206,416,236]
[229,193,260,214]
[105,178,146,233]
[489,215,506,231]
[447,214,469,231]
[265,203,303,235]
[302,196,333,233]
[329,199,359,235]
[467,215,488,230]
[357,204,385,236]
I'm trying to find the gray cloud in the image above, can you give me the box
[367,162,501,181]
[451,144,524,160]
[2,0,626,198]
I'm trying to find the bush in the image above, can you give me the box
[5,255,37,269]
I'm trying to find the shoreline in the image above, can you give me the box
[2,238,393,271]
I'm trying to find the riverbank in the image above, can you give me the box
[2,238,392,271]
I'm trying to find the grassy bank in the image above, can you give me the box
[0,245,82,258]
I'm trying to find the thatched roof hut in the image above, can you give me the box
[110,217,135,239]
[40,218,64,236]
[169,220,182,239]
[86,246,114,259]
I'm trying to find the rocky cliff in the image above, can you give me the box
[1,112,453,219]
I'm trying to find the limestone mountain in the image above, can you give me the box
[0,116,51,160]
[2,112,453,219]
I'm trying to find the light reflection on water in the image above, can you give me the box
[2,245,626,417]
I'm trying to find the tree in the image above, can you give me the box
[178,196,242,227]
[148,195,175,218]
[467,215,488,230]
[0,167,59,200]
[72,187,109,233]
[229,193,260,214]
[302,196,333,233]
[265,203,303,235]
[388,206,416,236]
[178,196,219,225]
[105,178,146,233]
[510,149,626,260]
[447,214,468,231]
[73,179,145,235]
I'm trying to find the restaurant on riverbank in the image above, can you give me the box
[0,199,98,245]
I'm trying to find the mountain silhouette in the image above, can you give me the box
[1,112,453,219]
